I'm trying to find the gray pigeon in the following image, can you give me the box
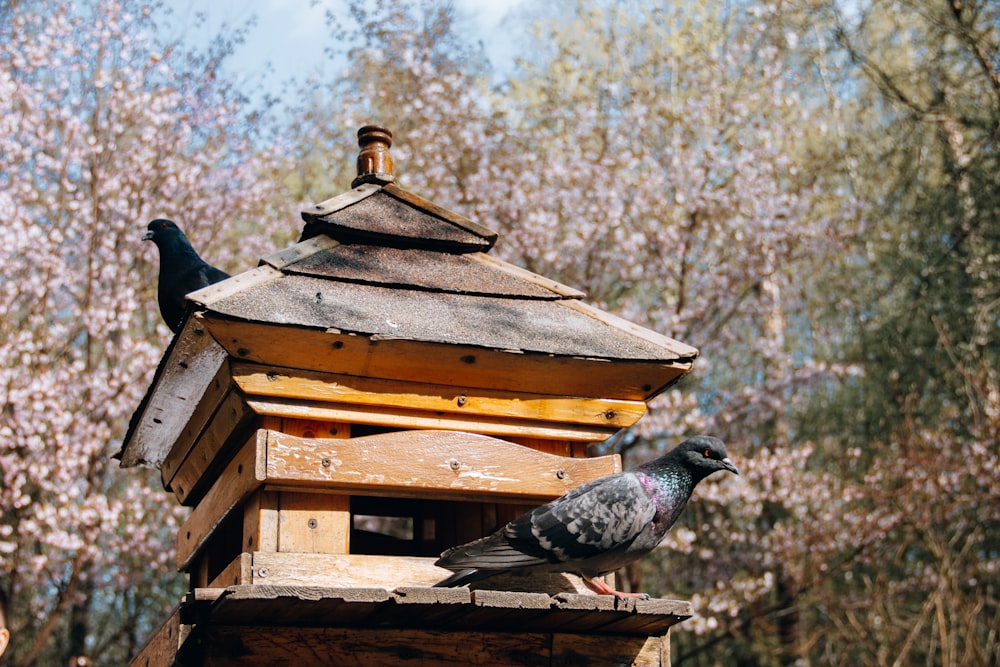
[143,219,229,333]
[433,435,738,597]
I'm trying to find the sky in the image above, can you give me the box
[161,0,526,101]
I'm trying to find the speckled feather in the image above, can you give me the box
[434,435,738,590]
[143,219,229,333]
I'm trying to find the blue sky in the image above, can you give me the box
[161,0,526,100]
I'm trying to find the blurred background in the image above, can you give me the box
[1,0,997,664]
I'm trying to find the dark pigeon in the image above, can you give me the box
[143,219,229,333]
[434,435,738,598]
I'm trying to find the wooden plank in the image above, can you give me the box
[159,356,232,491]
[244,552,451,589]
[231,362,645,429]
[177,431,267,571]
[259,234,341,270]
[277,492,351,554]
[181,625,553,666]
[239,552,596,594]
[186,265,283,308]
[120,317,229,469]
[264,429,622,503]
[274,417,350,439]
[551,633,665,667]
[127,604,183,667]
[304,182,381,217]
[209,585,392,626]
[200,318,693,401]
[242,489,279,553]
[207,553,252,589]
[166,389,255,505]
[245,396,621,442]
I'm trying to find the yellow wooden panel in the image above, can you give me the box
[200,317,692,401]
[277,492,350,554]
[177,431,267,571]
[264,429,621,502]
[231,362,645,428]
[158,356,231,489]
[244,397,620,442]
[164,390,255,505]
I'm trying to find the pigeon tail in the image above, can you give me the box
[433,568,489,588]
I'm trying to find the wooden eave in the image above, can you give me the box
[134,585,691,666]
[119,182,698,470]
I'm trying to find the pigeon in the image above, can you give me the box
[143,219,229,333]
[433,435,738,598]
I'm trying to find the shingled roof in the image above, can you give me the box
[119,126,697,468]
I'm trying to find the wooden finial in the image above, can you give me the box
[352,125,395,188]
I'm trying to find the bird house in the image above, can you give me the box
[123,126,700,667]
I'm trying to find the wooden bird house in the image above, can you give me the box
[123,126,700,667]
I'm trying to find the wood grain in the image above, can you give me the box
[200,317,692,401]
[166,389,255,505]
[177,431,267,571]
[244,396,620,441]
[231,362,645,428]
[263,429,621,502]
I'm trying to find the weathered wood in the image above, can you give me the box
[263,429,622,501]
[277,492,351,554]
[186,265,283,309]
[207,553,251,589]
[225,552,598,594]
[242,488,279,553]
[177,429,621,571]
[200,317,693,401]
[240,552,454,589]
[551,633,666,667]
[304,182,381,217]
[180,625,556,666]
[258,234,341,270]
[127,604,183,667]
[177,431,267,571]
[230,362,645,428]
[208,585,393,626]
[158,355,231,490]
[272,417,350,439]
[165,389,255,505]
[244,396,621,441]
[120,317,229,469]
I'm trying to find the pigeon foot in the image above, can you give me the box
[582,575,651,599]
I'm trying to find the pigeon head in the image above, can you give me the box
[143,218,185,246]
[672,435,739,479]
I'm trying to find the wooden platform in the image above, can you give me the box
[132,586,691,667]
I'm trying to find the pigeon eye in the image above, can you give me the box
[703,448,712,458]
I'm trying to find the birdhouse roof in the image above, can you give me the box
[188,184,693,364]
[119,128,698,469]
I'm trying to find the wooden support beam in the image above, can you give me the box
[231,362,646,429]
[177,429,621,571]
[244,396,621,442]
[164,389,255,505]
[200,317,693,402]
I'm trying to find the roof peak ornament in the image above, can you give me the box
[351,125,395,188]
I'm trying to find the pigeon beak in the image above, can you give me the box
[721,458,739,475]
[142,230,154,241]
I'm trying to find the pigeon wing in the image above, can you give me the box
[506,472,657,564]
